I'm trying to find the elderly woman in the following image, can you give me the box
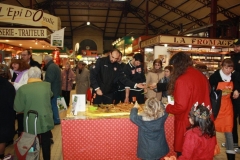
[10,59,30,137]
[0,64,15,160]
[14,67,54,160]
[61,62,75,107]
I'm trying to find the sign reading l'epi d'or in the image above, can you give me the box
[0,3,61,31]
[141,35,234,48]
[0,27,48,38]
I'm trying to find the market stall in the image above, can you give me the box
[61,105,176,160]
[140,35,234,73]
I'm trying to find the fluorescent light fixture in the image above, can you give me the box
[87,22,90,25]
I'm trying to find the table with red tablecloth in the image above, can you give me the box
[61,115,175,160]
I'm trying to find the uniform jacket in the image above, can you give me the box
[166,67,211,152]
[14,79,54,134]
[130,108,169,159]
[61,68,75,91]
[44,60,61,97]
[90,56,135,94]
[76,67,90,94]
[178,127,216,160]
[0,77,15,142]
[146,71,164,100]
[29,59,41,68]
[123,61,146,91]
[12,69,29,90]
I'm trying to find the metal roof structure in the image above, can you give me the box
[0,0,240,50]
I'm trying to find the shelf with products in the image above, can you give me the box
[168,50,230,72]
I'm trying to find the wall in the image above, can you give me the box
[72,26,103,54]
[154,46,170,66]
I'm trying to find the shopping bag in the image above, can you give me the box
[57,97,67,110]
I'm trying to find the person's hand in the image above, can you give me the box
[96,89,103,95]
[133,101,139,108]
[136,83,145,88]
[124,97,129,103]
[233,90,239,99]
[143,88,148,94]
[148,83,157,90]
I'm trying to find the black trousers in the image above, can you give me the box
[62,90,70,107]
[232,98,240,145]
[129,90,145,104]
[16,113,24,137]
[113,90,125,104]
[38,130,52,160]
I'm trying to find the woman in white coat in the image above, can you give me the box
[10,59,30,137]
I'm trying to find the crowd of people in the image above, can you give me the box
[0,39,240,160]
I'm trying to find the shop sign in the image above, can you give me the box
[0,3,61,31]
[140,36,160,48]
[0,27,48,38]
[51,28,65,47]
[160,35,233,47]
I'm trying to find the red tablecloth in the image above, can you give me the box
[61,116,175,160]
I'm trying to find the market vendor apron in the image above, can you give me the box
[214,81,233,132]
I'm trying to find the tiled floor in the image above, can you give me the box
[4,110,240,159]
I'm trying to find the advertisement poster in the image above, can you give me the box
[72,94,86,116]
[51,28,65,47]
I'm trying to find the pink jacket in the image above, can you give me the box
[61,68,75,91]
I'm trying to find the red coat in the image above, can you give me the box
[166,67,211,152]
[178,127,216,160]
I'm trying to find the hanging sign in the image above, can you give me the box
[0,3,61,31]
[51,28,65,47]
[0,27,48,38]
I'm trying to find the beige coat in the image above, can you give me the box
[146,71,164,100]
[76,67,90,94]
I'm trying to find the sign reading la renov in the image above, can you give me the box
[0,3,61,31]
[0,27,47,38]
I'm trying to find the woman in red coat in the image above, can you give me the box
[165,52,211,157]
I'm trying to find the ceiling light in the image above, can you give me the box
[188,45,192,48]
[30,47,32,49]
[212,46,215,49]
[87,22,90,25]
[5,40,9,42]
[164,44,168,47]
[19,44,22,46]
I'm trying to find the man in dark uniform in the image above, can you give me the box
[123,53,146,104]
[230,39,240,152]
[113,51,126,104]
[90,49,144,104]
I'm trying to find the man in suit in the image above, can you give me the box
[21,50,41,68]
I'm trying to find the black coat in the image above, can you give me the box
[90,56,135,94]
[0,77,16,142]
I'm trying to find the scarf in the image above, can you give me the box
[14,70,28,83]
[27,78,42,83]
[219,69,231,82]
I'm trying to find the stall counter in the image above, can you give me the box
[61,110,175,160]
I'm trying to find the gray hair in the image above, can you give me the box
[44,55,53,63]
[28,67,41,78]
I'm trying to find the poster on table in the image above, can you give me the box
[57,97,67,111]
[72,94,86,116]
[51,28,65,47]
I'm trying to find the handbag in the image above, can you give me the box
[210,86,222,119]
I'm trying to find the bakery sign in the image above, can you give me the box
[140,36,160,48]
[0,3,61,31]
[0,27,48,38]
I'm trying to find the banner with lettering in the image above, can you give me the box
[0,3,61,31]
[51,28,65,47]
[0,27,48,38]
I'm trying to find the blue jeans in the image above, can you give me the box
[51,96,60,124]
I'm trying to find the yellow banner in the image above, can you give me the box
[0,3,61,31]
